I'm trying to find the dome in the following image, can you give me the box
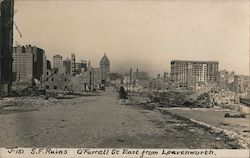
[100,53,110,65]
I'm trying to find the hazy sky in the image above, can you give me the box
[14,0,249,76]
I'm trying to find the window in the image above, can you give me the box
[51,78,54,82]
[45,86,49,89]
[54,86,57,90]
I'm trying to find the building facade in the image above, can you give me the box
[71,53,76,76]
[47,60,51,70]
[75,59,87,75]
[218,70,234,90]
[170,60,219,87]
[31,46,46,80]
[12,46,33,81]
[63,58,71,74]
[100,53,110,81]
[232,75,249,93]
[12,45,47,81]
[53,54,64,74]
[133,71,148,81]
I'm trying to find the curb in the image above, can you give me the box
[157,108,249,149]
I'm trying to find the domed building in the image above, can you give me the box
[100,53,110,82]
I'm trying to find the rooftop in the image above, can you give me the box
[53,54,63,59]
[171,60,219,64]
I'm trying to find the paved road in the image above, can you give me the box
[0,91,237,148]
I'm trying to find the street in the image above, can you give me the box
[0,91,238,148]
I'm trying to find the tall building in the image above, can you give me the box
[80,59,87,72]
[71,53,76,76]
[100,53,110,81]
[218,70,234,90]
[170,60,219,87]
[29,46,46,80]
[12,46,33,81]
[133,70,148,81]
[12,45,47,81]
[75,63,82,75]
[0,0,14,96]
[53,54,64,74]
[47,60,51,70]
[233,75,249,93]
[163,72,169,82]
[63,58,71,74]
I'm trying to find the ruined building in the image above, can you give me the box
[71,53,76,76]
[12,45,47,81]
[0,0,14,96]
[53,54,64,74]
[170,60,219,88]
[63,58,71,74]
[100,53,110,82]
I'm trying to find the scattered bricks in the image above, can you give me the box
[0,96,58,113]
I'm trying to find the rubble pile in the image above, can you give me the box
[148,91,187,106]
[209,91,246,111]
[182,90,246,109]
[138,102,157,110]
[12,81,31,91]
[182,92,214,108]
[0,96,58,112]
[211,91,236,106]
[146,91,214,108]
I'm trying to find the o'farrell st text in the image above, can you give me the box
[6,148,216,157]
[76,148,215,157]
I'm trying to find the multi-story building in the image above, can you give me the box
[12,45,47,81]
[77,60,102,89]
[218,70,234,90]
[63,58,71,74]
[75,60,87,75]
[163,72,170,83]
[233,75,249,93]
[47,60,51,70]
[170,60,219,87]
[133,71,148,81]
[29,46,46,80]
[80,59,87,72]
[71,53,76,76]
[12,46,33,81]
[100,53,110,81]
[53,54,64,74]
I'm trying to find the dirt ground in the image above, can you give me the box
[0,91,243,148]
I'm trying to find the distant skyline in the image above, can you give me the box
[13,0,249,76]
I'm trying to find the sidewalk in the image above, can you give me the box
[158,107,250,149]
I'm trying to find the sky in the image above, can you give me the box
[13,0,249,76]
